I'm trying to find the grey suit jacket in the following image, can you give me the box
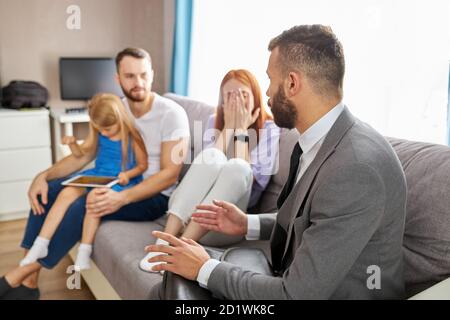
[207,107,407,299]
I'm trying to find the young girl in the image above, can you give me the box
[20,93,148,270]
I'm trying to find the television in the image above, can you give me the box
[59,57,123,100]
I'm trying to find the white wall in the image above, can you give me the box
[0,0,172,110]
[189,0,450,144]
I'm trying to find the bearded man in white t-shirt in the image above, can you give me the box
[0,48,190,300]
[85,48,191,216]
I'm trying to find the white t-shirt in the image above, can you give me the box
[123,94,190,196]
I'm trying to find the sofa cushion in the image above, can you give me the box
[92,214,270,299]
[91,216,167,299]
[91,95,449,299]
[388,138,450,297]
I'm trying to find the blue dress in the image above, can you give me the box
[79,134,143,191]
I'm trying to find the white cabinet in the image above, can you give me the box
[0,108,52,221]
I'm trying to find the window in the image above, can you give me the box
[189,0,450,144]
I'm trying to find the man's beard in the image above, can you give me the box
[270,85,297,129]
[120,84,149,102]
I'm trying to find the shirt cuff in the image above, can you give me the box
[245,214,260,240]
[197,259,221,289]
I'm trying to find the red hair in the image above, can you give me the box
[215,69,272,141]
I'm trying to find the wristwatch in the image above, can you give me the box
[234,134,249,143]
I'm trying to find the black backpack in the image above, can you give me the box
[1,81,49,109]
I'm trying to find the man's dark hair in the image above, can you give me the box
[115,47,152,71]
[268,25,345,100]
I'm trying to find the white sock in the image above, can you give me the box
[74,243,92,271]
[139,238,169,273]
[20,237,50,266]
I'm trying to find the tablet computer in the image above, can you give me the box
[61,175,119,188]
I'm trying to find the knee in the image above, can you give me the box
[193,148,227,165]
[225,158,252,174]
[222,159,253,185]
[56,187,80,201]
[45,179,67,200]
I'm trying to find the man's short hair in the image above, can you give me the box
[115,47,152,71]
[268,25,345,100]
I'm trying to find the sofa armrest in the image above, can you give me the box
[408,277,450,300]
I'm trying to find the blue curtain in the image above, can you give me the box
[170,0,194,96]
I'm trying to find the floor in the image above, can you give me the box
[0,219,95,300]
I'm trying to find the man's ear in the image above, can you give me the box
[286,71,301,97]
[115,73,120,85]
[149,69,154,84]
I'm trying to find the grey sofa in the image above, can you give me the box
[76,93,450,300]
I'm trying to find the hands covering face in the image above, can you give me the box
[223,89,260,130]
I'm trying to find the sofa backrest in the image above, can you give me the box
[387,138,450,297]
[164,92,216,155]
[165,93,450,296]
[164,93,216,177]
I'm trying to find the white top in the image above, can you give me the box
[197,102,345,288]
[295,102,345,184]
[122,94,190,196]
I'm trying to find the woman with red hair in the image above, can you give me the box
[140,69,280,272]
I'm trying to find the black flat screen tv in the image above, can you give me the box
[59,57,123,100]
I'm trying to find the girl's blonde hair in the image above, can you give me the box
[87,93,147,171]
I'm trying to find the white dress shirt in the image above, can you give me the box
[197,102,345,289]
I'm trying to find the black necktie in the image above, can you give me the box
[272,142,303,273]
[277,142,303,209]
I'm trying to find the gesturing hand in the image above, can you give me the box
[191,199,248,236]
[145,231,211,281]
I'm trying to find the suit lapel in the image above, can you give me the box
[278,107,356,265]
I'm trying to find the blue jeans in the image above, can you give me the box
[21,177,169,269]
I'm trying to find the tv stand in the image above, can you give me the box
[65,106,88,114]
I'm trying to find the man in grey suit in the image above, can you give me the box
[146,24,407,299]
